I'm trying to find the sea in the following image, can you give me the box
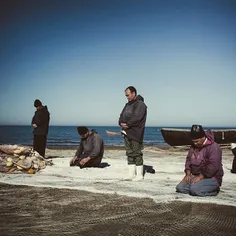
[0,126,235,147]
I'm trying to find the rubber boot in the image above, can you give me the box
[123,164,136,180]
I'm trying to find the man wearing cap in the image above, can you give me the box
[70,126,104,168]
[176,125,224,197]
[31,99,50,157]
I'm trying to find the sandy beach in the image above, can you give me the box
[0,146,236,235]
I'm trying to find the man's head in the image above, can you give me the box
[125,86,137,102]
[34,99,42,108]
[77,126,89,139]
[190,125,206,147]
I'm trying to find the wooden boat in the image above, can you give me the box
[161,128,236,146]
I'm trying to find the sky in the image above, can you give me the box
[0,0,236,127]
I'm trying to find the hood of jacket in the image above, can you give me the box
[127,94,145,105]
[136,95,144,102]
[40,105,48,112]
[202,129,215,146]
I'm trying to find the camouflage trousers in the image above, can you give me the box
[124,136,143,166]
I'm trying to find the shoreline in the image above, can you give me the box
[46,144,170,150]
[45,144,231,151]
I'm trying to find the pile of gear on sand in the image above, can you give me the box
[0,145,53,174]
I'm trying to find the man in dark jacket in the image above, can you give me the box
[230,143,236,174]
[70,126,104,168]
[176,125,224,196]
[31,99,50,157]
[119,86,147,181]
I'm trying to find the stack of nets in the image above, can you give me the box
[0,145,53,174]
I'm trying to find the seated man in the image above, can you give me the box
[70,126,104,168]
[176,125,224,197]
[231,143,236,174]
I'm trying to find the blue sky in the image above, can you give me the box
[0,0,235,127]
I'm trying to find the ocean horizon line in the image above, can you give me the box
[1,125,236,147]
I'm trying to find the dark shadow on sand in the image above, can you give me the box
[99,162,110,168]
[144,164,155,174]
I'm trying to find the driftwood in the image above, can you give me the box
[106,130,122,136]
[106,130,127,136]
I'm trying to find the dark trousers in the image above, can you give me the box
[124,136,143,165]
[176,176,220,196]
[70,154,101,168]
[232,148,236,173]
[33,135,47,157]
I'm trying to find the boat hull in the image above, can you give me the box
[161,128,236,146]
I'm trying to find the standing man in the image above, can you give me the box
[119,86,147,181]
[176,125,224,196]
[31,99,50,157]
[230,143,236,174]
[70,126,104,168]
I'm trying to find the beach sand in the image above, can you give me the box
[0,146,236,235]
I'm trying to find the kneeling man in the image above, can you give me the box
[70,126,104,168]
[176,125,224,197]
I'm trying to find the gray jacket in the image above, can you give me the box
[118,95,147,143]
[75,130,104,161]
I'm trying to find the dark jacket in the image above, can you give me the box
[185,130,224,186]
[32,106,50,136]
[75,130,104,161]
[118,95,147,143]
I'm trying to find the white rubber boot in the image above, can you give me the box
[123,164,136,181]
[132,165,144,181]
